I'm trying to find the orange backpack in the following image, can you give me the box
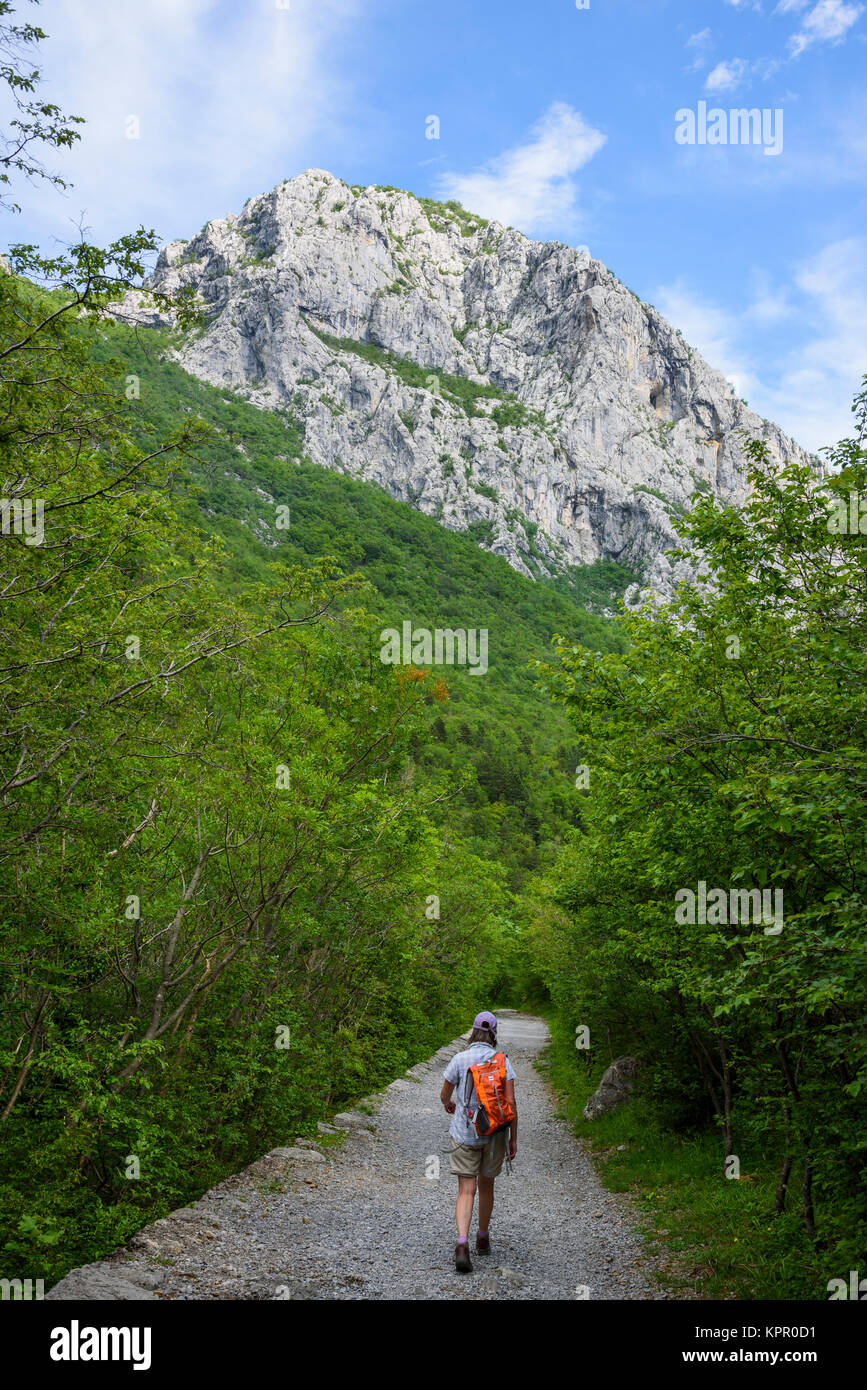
[465,1051,516,1138]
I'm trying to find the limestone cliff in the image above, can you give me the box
[126,168,814,599]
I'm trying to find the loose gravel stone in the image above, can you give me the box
[47,1014,674,1301]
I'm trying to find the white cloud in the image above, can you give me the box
[706,58,751,91]
[653,281,755,397]
[789,0,864,54]
[716,1,862,93]
[685,29,713,71]
[792,238,867,389]
[16,0,360,246]
[747,271,792,324]
[436,103,606,236]
[654,239,867,452]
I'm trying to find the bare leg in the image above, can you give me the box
[456,1176,477,1239]
[478,1175,495,1231]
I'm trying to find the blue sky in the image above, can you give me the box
[12,0,866,451]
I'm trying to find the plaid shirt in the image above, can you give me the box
[443,1042,517,1146]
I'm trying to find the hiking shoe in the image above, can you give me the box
[455,1242,473,1273]
[475,1232,490,1255]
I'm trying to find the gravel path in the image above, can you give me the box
[48,1013,670,1301]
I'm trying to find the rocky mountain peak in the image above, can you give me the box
[131,168,814,601]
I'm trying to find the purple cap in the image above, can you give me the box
[473,1011,498,1031]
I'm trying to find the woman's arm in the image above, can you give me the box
[440,1080,456,1114]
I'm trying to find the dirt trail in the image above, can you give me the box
[48,1013,670,1301]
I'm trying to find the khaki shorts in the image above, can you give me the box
[448,1130,508,1178]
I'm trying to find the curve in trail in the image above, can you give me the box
[47,1013,670,1302]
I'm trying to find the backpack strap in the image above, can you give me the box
[464,1064,476,1119]
[496,1052,514,1173]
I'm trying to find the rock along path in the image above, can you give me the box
[48,1013,670,1301]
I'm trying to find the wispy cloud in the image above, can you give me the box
[788,0,864,55]
[707,0,862,97]
[706,58,751,91]
[17,0,360,246]
[436,103,606,236]
[685,29,714,71]
[654,239,867,452]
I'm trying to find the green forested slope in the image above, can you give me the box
[0,274,619,1282]
[87,318,627,887]
[2,6,863,1301]
[531,415,867,1297]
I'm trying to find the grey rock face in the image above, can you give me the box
[45,1264,158,1300]
[332,1110,373,1129]
[405,1062,430,1080]
[271,1145,326,1163]
[124,169,814,599]
[583,1056,639,1120]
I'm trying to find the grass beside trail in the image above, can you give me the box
[535,1012,835,1301]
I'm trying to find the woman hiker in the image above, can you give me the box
[440,1010,518,1273]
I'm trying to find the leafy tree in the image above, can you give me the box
[0,8,516,1280]
[0,0,84,211]
[536,382,867,1263]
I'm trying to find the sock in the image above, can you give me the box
[477,1228,488,1237]
[457,1237,468,1245]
